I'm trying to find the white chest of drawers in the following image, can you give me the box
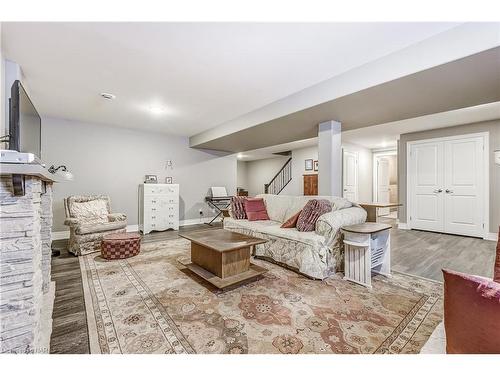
[139,183,179,234]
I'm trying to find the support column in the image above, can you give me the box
[318,120,342,196]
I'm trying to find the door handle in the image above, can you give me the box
[445,189,453,194]
[433,189,443,193]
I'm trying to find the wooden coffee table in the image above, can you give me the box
[179,229,268,289]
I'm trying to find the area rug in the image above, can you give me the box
[79,238,443,354]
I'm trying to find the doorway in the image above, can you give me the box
[342,150,358,202]
[373,150,398,217]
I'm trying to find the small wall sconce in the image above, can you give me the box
[48,165,74,181]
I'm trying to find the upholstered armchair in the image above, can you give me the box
[64,195,127,256]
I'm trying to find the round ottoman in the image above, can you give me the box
[101,233,141,260]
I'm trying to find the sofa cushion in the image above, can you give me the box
[245,198,270,221]
[494,228,500,283]
[443,269,500,354]
[224,217,280,232]
[281,210,301,228]
[257,194,296,222]
[230,196,247,219]
[224,217,326,247]
[296,199,332,232]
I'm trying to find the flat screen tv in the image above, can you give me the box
[9,80,42,159]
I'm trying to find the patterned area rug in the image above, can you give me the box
[80,238,443,354]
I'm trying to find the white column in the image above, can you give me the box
[318,120,342,196]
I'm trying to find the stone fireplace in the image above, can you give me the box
[0,172,56,353]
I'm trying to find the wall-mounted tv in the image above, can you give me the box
[9,80,41,159]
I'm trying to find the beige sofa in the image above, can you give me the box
[224,194,366,279]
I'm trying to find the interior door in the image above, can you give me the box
[376,157,390,215]
[409,142,444,232]
[443,137,484,237]
[342,151,358,202]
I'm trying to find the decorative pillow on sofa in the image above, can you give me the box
[280,210,302,228]
[494,227,500,283]
[296,199,332,232]
[245,198,270,221]
[442,269,500,354]
[230,196,247,219]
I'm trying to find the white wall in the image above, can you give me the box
[246,142,373,201]
[0,22,4,139]
[281,146,318,196]
[236,160,248,190]
[244,156,289,196]
[42,117,237,231]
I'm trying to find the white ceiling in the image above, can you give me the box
[238,102,500,160]
[2,22,460,136]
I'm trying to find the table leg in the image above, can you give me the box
[364,206,377,222]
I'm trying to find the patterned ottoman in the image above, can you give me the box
[101,233,141,260]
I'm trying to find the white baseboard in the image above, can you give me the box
[51,218,220,240]
[397,222,410,230]
[485,232,499,241]
[52,231,70,240]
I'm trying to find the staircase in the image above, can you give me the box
[264,158,292,195]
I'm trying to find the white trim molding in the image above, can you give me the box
[397,222,410,230]
[51,217,220,240]
[485,232,499,242]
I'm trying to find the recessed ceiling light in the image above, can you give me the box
[149,105,166,115]
[100,92,116,100]
[237,153,244,159]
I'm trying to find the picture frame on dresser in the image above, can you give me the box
[144,174,158,184]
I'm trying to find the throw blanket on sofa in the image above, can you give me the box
[224,194,366,279]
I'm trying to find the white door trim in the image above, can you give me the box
[406,131,490,239]
[372,149,397,206]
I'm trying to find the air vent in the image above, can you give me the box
[100,92,116,100]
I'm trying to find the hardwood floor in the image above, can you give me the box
[49,223,221,354]
[49,220,496,353]
[381,216,496,281]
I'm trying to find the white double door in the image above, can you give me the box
[409,135,485,237]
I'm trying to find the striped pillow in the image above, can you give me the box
[230,196,247,219]
[296,199,332,232]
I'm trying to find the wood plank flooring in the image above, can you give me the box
[49,220,497,353]
[380,217,496,281]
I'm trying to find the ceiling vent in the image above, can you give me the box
[100,92,116,100]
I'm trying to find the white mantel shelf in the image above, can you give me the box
[0,163,60,182]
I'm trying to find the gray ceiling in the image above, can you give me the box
[192,47,500,152]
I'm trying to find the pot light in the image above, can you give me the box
[149,105,166,115]
[100,92,116,100]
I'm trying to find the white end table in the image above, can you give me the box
[341,223,392,288]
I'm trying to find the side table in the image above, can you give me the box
[341,223,392,288]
